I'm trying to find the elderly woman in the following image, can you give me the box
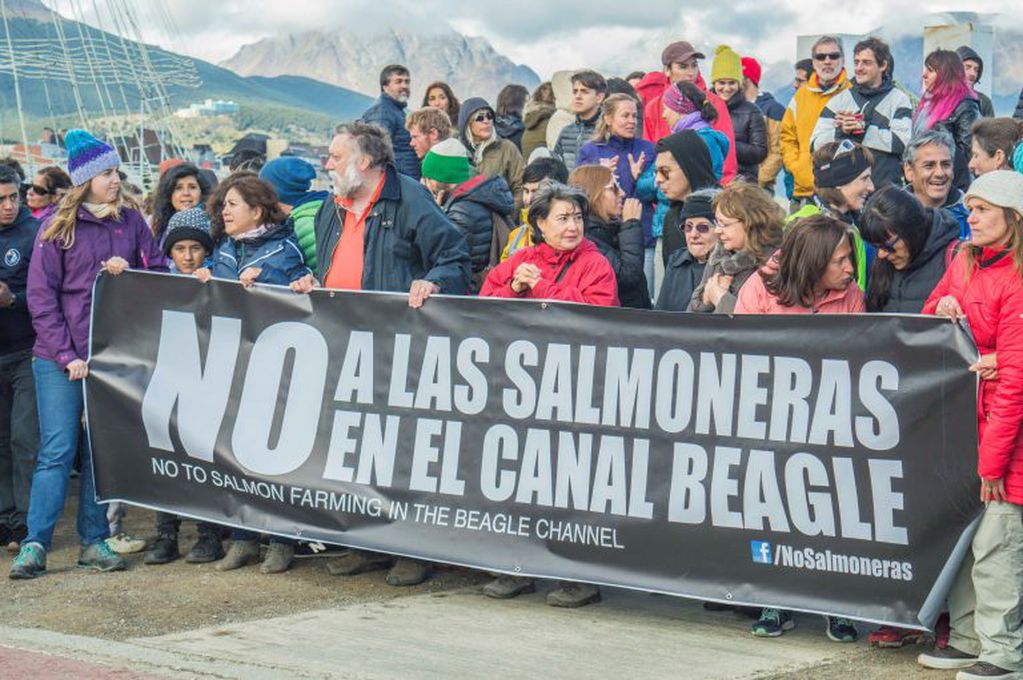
[480,181,618,307]
[458,97,525,202]
[656,189,719,311]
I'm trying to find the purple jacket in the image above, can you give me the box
[28,206,167,368]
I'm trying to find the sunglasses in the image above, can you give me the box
[25,183,53,195]
[683,222,712,234]
[814,51,842,62]
[473,111,495,123]
[878,234,902,254]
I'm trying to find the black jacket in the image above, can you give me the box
[442,174,515,274]
[726,96,768,183]
[0,205,38,354]
[361,94,421,180]
[314,164,471,294]
[656,247,707,312]
[585,216,650,309]
[496,114,525,150]
[935,97,981,193]
[868,208,959,313]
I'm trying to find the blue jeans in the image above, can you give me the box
[24,358,109,550]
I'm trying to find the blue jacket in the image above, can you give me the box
[362,94,420,180]
[698,128,730,181]
[578,135,657,245]
[314,164,471,294]
[212,224,311,285]
[0,205,38,354]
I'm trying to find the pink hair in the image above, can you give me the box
[916,49,975,130]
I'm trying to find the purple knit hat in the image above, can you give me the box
[663,84,698,116]
[64,129,121,186]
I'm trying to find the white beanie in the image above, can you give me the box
[965,170,1023,217]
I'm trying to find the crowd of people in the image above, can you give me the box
[3,31,1023,680]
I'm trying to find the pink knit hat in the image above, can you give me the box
[662,84,698,115]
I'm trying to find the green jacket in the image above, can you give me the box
[786,202,868,290]
[290,194,327,270]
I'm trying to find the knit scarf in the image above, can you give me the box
[83,201,118,220]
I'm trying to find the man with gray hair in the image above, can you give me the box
[903,130,969,238]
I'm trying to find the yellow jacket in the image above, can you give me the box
[780,70,850,198]
[758,116,783,189]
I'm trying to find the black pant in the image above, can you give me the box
[0,350,38,531]
[155,510,221,538]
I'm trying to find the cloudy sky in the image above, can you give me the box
[61,0,1020,81]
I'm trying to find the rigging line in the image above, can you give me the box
[0,0,33,171]
[49,3,91,129]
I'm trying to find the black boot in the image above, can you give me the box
[143,533,180,565]
[185,532,225,564]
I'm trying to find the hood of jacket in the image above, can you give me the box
[496,113,525,139]
[458,97,492,140]
[852,70,894,98]
[447,174,515,215]
[635,71,669,105]
[907,207,960,273]
[523,104,555,130]
[699,128,730,160]
[956,45,984,83]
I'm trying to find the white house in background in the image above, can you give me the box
[174,99,240,119]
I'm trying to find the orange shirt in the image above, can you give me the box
[324,174,386,290]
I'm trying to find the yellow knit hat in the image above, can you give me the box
[711,45,743,83]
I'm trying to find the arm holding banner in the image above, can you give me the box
[411,209,472,296]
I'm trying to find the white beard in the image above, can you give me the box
[330,163,364,199]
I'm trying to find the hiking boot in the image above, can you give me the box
[143,533,180,565]
[185,533,224,563]
[752,608,795,637]
[918,646,980,670]
[325,550,392,576]
[78,541,128,572]
[9,542,46,580]
[260,542,295,574]
[826,616,858,642]
[869,625,924,648]
[106,532,147,555]
[6,525,26,554]
[956,662,1021,679]
[483,575,536,599]
[386,558,429,586]
[546,582,601,608]
[214,539,260,571]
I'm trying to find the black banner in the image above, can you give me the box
[87,271,980,627]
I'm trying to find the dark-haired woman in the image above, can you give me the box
[860,185,960,313]
[913,49,980,192]
[495,84,529,150]
[150,163,211,245]
[423,81,461,133]
[969,118,1023,178]
[25,166,71,221]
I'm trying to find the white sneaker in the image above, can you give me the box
[105,532,147,554]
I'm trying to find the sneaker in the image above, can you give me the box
[826,616,858,643]
[185,533,224,564]
[78,541,128,572]
[386,558,429,586]
[955,662,1020,679]
[106,532,147,555]
[143,534,180,565]
[869,625,925,648]
[260,542,295,574]
[546,582,601,608]
[325,550,392,576]
[482,575,536,599]
[9,542,46,580]
[752,608,795,637]
[6,525,26,554]
[214,539,260,571]
[293,541,348,559]
[918,646,980,670]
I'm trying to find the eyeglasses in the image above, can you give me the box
[473,111,495,123]
[26,183,53,195]
[814,51,842,62]
[683,222,712,234]
[878,234,902,254]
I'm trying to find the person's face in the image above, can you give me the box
[537,199,585,251]
[86,167,121,204]
[812,42,844,84]
[627,76,642,89]
[26,173,54,210]
[904,143,953,208]
[819,238,856,292]
[469,108,495,142]
[969,138,1006,177]
[922,64,937,92]
[422,177,447,200]
[326,134,367,198]
[714,208,747,252]
[169,239,207,274]
[597,176,625,220]
[661,105,682,129]
[572,83,604,117]
[713,79,740,102]
[875,231,911,271]
[409,126,439,159]
[963,59,980,85]
[608,101,637,139]
[654,151,691,201]
[666,59,700,85]
[839,168,874,212]
[171,174,202,213]
[684,216,718,260]
[793,68,810,90]
[427,87,449,112]
[522,181,540,208]
[967,197,1014,249]
[0,182,19,225]
[383,72,411,103]
[221,187,264,236]
[853,49,884,88]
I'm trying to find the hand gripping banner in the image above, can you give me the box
[87,271,980,627]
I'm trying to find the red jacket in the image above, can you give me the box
[642,72,737,185]
[479,239,619,306]
[923,247,1023,502]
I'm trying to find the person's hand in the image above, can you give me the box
[102,256,129,276]
[599,156,619,173]
[193,268,212,283]
[0,280,14,307]
[408,280,441,308]
[622,197,642,223]
[934,295,965,321]
[511,263,542,293]
[703,273,733,307]
[239,267,262,288]
[970,353,998,381]
[835,111,860,134]
[627,152,646,180]
[981,477,1007,503]
[290,274,318,294]
[66,359,89,381]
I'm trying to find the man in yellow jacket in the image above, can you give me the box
[781,36,850,207]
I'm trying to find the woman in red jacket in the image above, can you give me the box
[917,170,1023,679]
[480,181,619,306]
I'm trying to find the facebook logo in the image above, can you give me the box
[750,541,772,564]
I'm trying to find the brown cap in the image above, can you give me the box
[661,41,705,66]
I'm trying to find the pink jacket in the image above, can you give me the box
[734,270,865,314]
